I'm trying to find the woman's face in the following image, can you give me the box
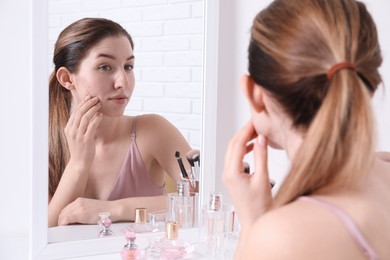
[70,35,135,117]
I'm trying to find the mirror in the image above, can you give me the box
[31,0,219,258]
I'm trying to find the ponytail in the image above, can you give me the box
[273,70,375,206]
[48,71,71,198]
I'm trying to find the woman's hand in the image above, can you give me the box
[64,95,102,168]
[222,121,273,232]
[58,198,114,225]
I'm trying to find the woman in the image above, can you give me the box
[48,18,192,227]
[223,0,390,259]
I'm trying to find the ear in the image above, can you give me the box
[56,67,74,90]
[241,75,265,113]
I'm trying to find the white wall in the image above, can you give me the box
[214,0,390,203]
[48,0,204,148]
[0,0,32,259]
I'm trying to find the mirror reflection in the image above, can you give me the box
[47,0,204,241]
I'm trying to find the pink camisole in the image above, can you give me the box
[107,116,165,200]
[299,196,379,260]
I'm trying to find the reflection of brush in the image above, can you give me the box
[175,151,188,179]
[186,149,200,192]
[243,161,275,189]
[186,149,200,179]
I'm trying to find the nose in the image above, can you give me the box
[114,69,130,89]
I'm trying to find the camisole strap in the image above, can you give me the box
[130,116,138,140]
[299,196,378,260]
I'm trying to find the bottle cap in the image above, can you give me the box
[209,192,223,211]
[135,208,147,224]
[177,179,190,197]
[165,221,179,240]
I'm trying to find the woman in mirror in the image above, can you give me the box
[223,0,390,259]
[48,18,192,227]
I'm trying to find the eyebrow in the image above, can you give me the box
[96,53,135,60]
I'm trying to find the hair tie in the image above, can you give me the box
[327,62,356,80]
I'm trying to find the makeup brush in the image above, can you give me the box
[175,151,188,179]
[186,149,200,167]
[243,161,275,189]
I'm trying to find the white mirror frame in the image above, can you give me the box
[30,0,219,259]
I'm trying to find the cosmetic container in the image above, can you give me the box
[145,221,193,260]
[167,179,198,228]
[127,208,158,233]
[121,228,140,260]
[97,212,114,237]
[200,192,228,256]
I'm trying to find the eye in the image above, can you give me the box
[124,64,134,71]
[98,65,111,71]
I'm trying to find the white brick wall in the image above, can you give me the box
[48,0,204,148]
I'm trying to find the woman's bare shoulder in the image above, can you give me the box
[240,198,344,259]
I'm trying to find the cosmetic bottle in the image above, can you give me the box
[167,179,198,228]
[127,208,158,233]
[146,221,192,259]
[121,228,140,260]
[97,212,114,237]
[200,192,227,255]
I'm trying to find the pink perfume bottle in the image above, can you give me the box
[127,208,158,233]
[159,221,187,259]
[121,229,140,260]
[97,212,114,237]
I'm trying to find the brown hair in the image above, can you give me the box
[248,0,382,206]
[49,18,134,198]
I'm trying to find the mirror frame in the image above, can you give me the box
[30,0,219,259]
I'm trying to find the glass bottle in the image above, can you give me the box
[97,212,114,237]
[127,208,158,233]
[200,192,226,255]
[121,228,140,260]
[167,179,198,228]
[160,221,187,259]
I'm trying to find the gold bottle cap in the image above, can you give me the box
[135,208,147,224]
[165,221,179,240]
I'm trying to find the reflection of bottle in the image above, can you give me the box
[168,180,198,228]
[127,208,157,233]
[97,212,114,237]
[121,229,140,260]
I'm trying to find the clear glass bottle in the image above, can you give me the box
[121,228,140,260]
[167,179,198,228]
[126,208,158,233]
[97,212,114,237]
[200,192,226,255]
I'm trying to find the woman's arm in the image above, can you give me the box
[48,96,102,227]
[138,114,193,182]
[57,195,168,225]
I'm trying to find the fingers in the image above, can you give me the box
[223,121,257,184]
[70,96,101,132]
[252,135,270,190]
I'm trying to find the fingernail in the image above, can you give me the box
[84,95,91,101]
[258,134,266,148]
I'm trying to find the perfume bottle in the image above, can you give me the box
[127,208,158,233]
[200,192,226,255]
[145,221,195,259]
[97,212,114,237]
[121,228,140,260]
[160,221,187,259]
[167,179,198,228]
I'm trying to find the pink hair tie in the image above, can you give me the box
[327,62,356,80]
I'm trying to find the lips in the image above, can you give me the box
[108,95,129,104]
